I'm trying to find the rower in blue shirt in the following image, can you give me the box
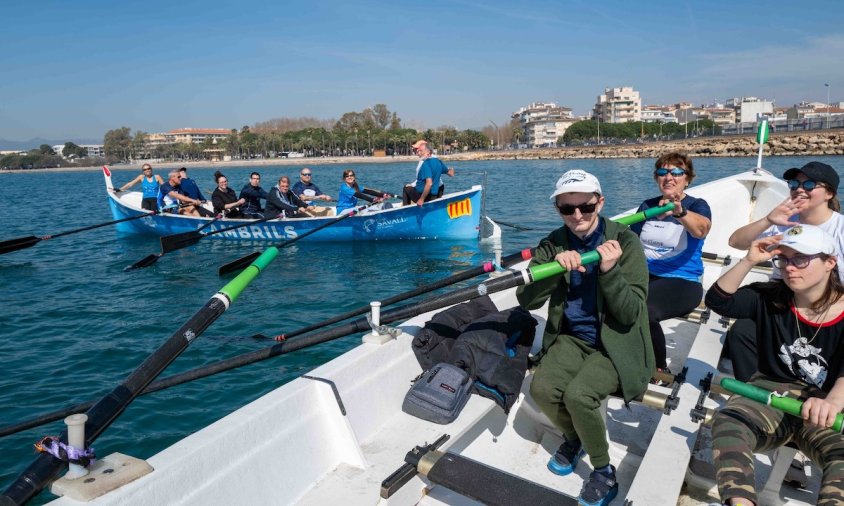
[178,167,206,201]
[177,167,215,217]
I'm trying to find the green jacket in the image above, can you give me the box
[516,216,654,402]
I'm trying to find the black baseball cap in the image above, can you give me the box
[783,161,839,193]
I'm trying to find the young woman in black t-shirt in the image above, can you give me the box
[705,224,844,506]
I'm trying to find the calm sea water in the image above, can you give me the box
[1,155,842,502]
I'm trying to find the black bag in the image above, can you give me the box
[401,363,473,424]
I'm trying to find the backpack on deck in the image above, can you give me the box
[401,363,473,424]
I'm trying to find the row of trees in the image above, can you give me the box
[98,104,499,163]
[561,119,722,145]
[0,143,103,170]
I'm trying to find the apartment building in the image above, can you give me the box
[511,102,576,147]
[592,87,642,123]
[168,128,231,144]
[641,105,677,123]
[51,144,105,158]
[723,97,774,123]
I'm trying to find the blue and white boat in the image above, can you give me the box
[102,166,485,242]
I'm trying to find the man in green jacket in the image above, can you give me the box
[516,169,653,506]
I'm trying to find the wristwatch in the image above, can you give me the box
[673,209,688,218]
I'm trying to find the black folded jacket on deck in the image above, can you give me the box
[410,296,537,413]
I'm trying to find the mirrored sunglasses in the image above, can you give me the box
[654,167,686,177]
[787,179,823,191]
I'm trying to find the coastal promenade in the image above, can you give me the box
[6,131,843,174]
[448,130,844,161]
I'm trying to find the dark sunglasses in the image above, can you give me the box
[771,254,822,269]
[301,173,312,176]
[654,167,686,177]
[787,179,824,191]
[557,202,598,216]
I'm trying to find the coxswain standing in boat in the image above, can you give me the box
[630,152,711,381]
[402,143,447,206]
[211,171,245,218]
[292,168,334,217]
[117,163,163,211]
[705,224,844,506]
[239,172,268,219]
[516,169,652,506]
[157,170,202,217]
[177,167,215,217]
[726,162,844,383]
[264,176,315,219]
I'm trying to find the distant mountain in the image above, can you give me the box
[0,137,101,151]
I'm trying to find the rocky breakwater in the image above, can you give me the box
[444,131,844,161]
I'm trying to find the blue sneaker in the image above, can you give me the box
[547,439,584,476]
[578,465,618,506]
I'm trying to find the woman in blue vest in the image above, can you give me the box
[118,164,164,211]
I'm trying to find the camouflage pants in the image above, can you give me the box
[712,375,844,505]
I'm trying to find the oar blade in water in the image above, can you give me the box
[124,253,161,271]
[218,251,261,276]
[0,236,42,255]
[160,231,203,254]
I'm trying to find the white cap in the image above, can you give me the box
[778,224,837,255]
[550,170,602,200]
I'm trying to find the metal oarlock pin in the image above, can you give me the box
[364,301,400,344]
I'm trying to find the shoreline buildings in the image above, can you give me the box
[511,102,577,148]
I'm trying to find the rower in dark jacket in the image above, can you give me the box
[264,176,315,219]
[239,171,268,219]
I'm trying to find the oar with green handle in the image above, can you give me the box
[720,377,844,433]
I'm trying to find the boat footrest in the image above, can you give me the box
[384,438,578,505]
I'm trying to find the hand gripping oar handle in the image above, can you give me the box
[527,203,674,281]
[720,377,844,433]
[0,248,279,505]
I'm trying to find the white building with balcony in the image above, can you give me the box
[592,87,642,123]
[511,102,576,147]
[641,106,677,123]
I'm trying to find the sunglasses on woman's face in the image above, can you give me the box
[771,254,822,269]
[654,167,686,177]
[787,179,823,192]
[556,201,598,216]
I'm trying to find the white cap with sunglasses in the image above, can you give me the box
[550,170,602,199]
[777,224,837,256]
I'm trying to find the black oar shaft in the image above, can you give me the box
[0,297,229,505]
[276,249,533,339]
[124,271,524,397]
[219,202,374,276]
[1,248,279,505]
[47,211,154,240]
[0,210,156,255]
[0,249,535,439]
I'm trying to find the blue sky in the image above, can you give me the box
[2,0,842,141]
